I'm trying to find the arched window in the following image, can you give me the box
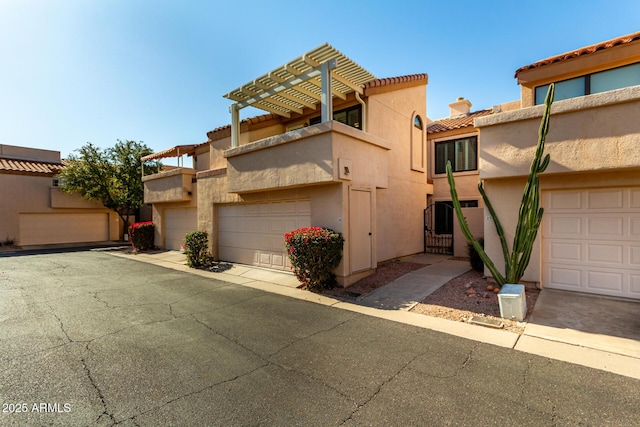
[414,115,423,130]
[411,113,425,172]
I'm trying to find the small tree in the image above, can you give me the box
[447,84,554,286]
[59,140,158,234]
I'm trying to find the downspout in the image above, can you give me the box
[355,90,367,132]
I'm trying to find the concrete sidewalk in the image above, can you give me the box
[104,248,640,379]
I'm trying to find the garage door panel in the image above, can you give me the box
[164,208,197,250]
[631,246,640,266]
[543,187,640,300]
[547,191,582,210]
[587,243,624,265]
[631,190,640,208]
[544,216,581,237]
[631,276,640,296]
[546,265,582,288]
[218,200,311,270]
[586,270,623,293]
[587,217,623,237]
[587,189,624,209]
[19,213,109,246]
[547,241,582,261]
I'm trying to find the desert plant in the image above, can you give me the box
[468,238,484,272]
[447,83,554,286]
[129,221,154,251]
[284,227,344,291]
[3,237,15,246]
[184,231,210,268]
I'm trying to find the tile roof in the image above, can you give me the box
[515,31,640,77]
[206,113,279,141]
[0,157,64,176]
[427,109,493,134]
[363,73,428,90]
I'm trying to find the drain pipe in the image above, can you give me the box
[355,90,367,132]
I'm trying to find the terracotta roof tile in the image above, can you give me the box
[363,73,428,89]
[0,157,64,176]
[206,113,279,141]
[515,31,640,77]
[427,109,493,134]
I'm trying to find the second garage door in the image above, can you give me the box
[164,208,198,250]
[542,187,640,300]
[218,200,311,270]
[19,213,109,246]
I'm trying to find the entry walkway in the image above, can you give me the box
[104,248,639,379]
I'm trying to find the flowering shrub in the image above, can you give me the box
[129,221,154,251]
[284,227,344,291]
[184,230,210,268]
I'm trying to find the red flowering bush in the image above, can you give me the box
[284,227,344,291]
[129,221,154,251]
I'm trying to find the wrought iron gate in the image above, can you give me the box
[424,203,453,255]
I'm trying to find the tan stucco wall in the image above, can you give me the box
[477,85,640,284]
[223,121,390,193]
[0,173,119,245]
[453,207,484,258]
[143,168,195,204]
[0,144,59,163]
[477,86,640,180]
[367,83,433,261]
[195,173,359,283]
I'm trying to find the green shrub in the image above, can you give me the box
[284,227,344,292]
[184,231,210,268]
[468,238,484,272]
[129,222,154,251]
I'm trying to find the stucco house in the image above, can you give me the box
[0,144,121,246]
[143,44,432,286]
[475,31,640,300]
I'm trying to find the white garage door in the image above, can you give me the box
[218,200,311,270]
[542,187,640,300]
[19,213,109,246]
[164,208,197,250]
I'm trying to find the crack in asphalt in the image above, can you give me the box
[167,292,266,319]
[340,351,427,425]
[46,302,74,343]
[190,314,359,401]
[81,356,117,426]
[124,363,270,425]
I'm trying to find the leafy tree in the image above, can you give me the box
[59,140,158,235]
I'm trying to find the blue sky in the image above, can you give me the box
[1,0,638,159]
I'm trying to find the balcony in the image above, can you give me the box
[223,121,390,193]
[143,167,196,204]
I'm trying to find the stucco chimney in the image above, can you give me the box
[449,97,472,117]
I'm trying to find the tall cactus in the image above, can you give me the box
[446,83,555,286]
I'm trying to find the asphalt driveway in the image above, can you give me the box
[1,251,639,426]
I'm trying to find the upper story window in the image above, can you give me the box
[535,62,640,104]
[414,115,423,130]
[434,136,477,174]
[309,104,362,129]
